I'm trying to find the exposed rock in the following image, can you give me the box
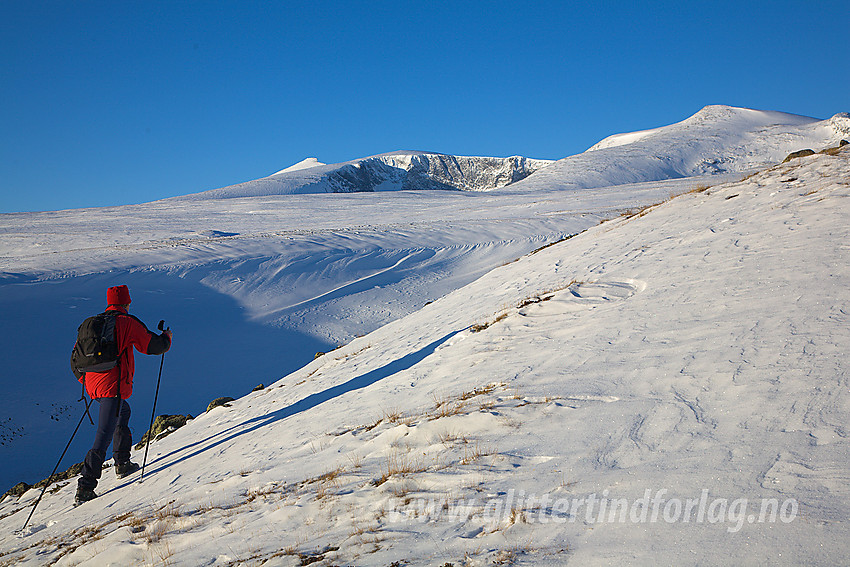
[323,154,549,194]
[782,149,816,163]
[3,462,84,501]
[820,140,850,156]
[134,414,193,449]
[3,481,31,499]
[207,397,236,412]
[182,152,553,199]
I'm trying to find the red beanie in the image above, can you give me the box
[107,285,132,306]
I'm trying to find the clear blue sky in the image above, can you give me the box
[2,0,848,212]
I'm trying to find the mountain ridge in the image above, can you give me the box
[169,105,848,202]
[173,151,554,200]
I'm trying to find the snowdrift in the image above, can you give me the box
[2,146,848,565]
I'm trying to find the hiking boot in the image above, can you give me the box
[115,461,140,479]
[74,487,98,506]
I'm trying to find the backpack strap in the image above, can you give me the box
[114,355,122,416]
[95,310,126,415]
[78,380,95,425]
[100,310,151,416]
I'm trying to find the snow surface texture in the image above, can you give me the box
[176,152,554,199]
[2,145,848,566]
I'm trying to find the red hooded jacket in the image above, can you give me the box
[78,306,171,399]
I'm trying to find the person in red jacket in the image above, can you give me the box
[75,285,172,505]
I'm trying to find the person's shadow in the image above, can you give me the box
[126,328,464,485]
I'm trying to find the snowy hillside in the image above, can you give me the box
[2,146,848,565]
[176,152,553,199]
[0,165,702,494]
[509,105,850,192]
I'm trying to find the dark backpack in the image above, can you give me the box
[71,312,121,378]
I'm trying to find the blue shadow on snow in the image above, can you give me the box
[130,328,463,482]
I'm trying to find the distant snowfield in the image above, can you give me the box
[1,105,848,565]
[2,146,848,566]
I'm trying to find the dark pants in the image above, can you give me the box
[78,398,132,491]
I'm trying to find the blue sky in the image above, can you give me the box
[2,0,848,212]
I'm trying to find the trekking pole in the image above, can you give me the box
[140,320,167,481]
[19,398,92,533]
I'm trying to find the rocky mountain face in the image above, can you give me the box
[178,152,553,199]
[324,153,552,193]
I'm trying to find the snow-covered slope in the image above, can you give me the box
[509,105,850,192]
[177,152,553,199]
[272,157,326,174]
[0,168,700,494]
[2,146,848,566]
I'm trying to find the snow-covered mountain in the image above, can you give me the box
[174,105,849,201]
[508,105,850,192]
[176,152,554,200]
[2,144,848,566]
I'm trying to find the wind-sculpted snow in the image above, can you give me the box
[175,152,553,199]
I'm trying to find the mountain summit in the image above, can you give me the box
[510,105,850,192]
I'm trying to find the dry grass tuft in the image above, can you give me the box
[470,311,508,333]
[144,519,169,544]
[429,395,466,420]
[123,513,147,535]
[437,430,465,445]
[374,450,426,486]
[458,383,499,401]
[246,484,278,503]
[684,184,711,194]
[347,452,364,469]
[155,501,182,521]
[460,441,495,466]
